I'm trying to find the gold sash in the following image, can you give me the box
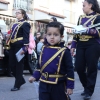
[7,21,26,46]
[83,14,98,26]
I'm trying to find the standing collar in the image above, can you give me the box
[86,12,96,16]
[18,19,25,22]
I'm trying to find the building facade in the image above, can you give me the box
[0,0,9,10]
[0,0,34,32]
[33,0,80,43]
[0,0,88,43]
[0,0,10,32]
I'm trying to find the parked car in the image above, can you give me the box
[0,49,9,74]
[0,50,37,75]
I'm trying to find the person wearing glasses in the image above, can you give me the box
[8,9,31,91]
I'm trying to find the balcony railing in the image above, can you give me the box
[13,0,33,13]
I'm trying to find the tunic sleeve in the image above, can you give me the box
[22,22,31,52]
[63,49,74,89]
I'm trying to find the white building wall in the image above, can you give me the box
[74,0,83,24]
[34,0,76,43]
[34,0,76,24]
[0,0,14,16]
[49,0,61,14]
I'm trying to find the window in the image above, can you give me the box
[13,0,28,11]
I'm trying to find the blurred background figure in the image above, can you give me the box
[37,36,44,57]
[49,17,57,23]
[71,0,100,99]
[67,41,72,50]
[34,32,41,55]
[24,28,36,75]
[0,29,4,59]
[34,32,41,44]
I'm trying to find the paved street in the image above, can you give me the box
[0,71,100,100]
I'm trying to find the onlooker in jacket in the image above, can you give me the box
[37,36,44,57]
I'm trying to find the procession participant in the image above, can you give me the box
[8,9,30,91]
[71,0,100,99]
[29,22,74,100]
[49,17,57,23]
[37,36,44,57]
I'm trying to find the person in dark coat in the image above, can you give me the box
[8,9,31,91]
[71,0,100,99]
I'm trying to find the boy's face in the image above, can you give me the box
[46,27,63,46]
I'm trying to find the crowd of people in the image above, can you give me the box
[1,0,100,100]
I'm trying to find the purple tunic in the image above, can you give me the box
[71,12,100,48]
[33,41,74,89]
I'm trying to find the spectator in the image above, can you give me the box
[49,17,57,23]
[34,32,41,54]
[9,9,31,91]
[24,28,36,75]
[37,36,44,57]
[67,41,72,49]
[34,32,41,44]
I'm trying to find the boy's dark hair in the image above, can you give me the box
[46,22,64,36]
[18,9,29,20]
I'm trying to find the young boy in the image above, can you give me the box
[29,22,74,100]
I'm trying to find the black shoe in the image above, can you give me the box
[11,87,20,91]
[84,94,91,100]
[81,91,86,96]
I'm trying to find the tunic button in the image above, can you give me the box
[56,64,58,66]
[58,56,60,58]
